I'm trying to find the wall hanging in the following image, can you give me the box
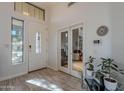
[97,25,109,36]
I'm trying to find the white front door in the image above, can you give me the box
[28,22,42,72]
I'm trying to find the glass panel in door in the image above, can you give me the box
[72,27,83,72]
[61,31,68,68]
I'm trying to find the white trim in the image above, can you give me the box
[57,22,83,33]
[57,28,70,73]
[70,23,84,78]
[57,22,86,78]
[82,23,87,79]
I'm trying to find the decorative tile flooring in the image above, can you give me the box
[0,68,87,91]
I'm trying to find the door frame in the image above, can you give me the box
[58,27,70,74]
[70,23,83,78]
[57,23,86,78]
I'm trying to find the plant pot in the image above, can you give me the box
[86,69,93,77]
[104,77,117,91]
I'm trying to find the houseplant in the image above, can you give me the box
[85,56,95,77]
[98,57,124,90]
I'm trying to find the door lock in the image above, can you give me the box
[29,45,31,49]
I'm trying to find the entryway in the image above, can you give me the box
[11,17,46,73]
[58,23,84,78]
[28,22,46,72]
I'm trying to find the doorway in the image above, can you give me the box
[28,22,43,72]
[58,23,83,78]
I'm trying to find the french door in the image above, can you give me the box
[70,24,83,78]
[58,24,83,78]
[58,28,70,74]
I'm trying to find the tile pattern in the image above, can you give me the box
[0,68,87,91]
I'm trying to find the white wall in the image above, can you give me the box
[47,3,112,71]
[1,2,121,81]
[0,2,48,81]
[108,3,124,86]
[110,3,124,67]
[110,4,124,87]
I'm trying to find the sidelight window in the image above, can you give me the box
[11,18,24,64]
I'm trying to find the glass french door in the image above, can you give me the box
[70,24,83,78]
[59,28,70,74]
[58,24,83,78]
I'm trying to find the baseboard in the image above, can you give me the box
[47,65,58,71]
[28,67,47,73]
[0,72,28,82]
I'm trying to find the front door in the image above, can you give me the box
[28,22,42,72]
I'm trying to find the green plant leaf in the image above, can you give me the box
[111,66,118,72]
[102,70,109,74]
[104,66,110,68]
[97,64,102,67]
[86,56,95,70]
[120,72,124,75]
[101,57,106,61]
[85,62,89,65]
[112,63,118,68]
[119,69,124,71]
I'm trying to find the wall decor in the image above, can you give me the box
[97,25,109,36]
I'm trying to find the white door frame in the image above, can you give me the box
[70,23,83,78]
[57,23,86,79]
[58,27,70,74]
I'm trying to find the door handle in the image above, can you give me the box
[29,45,31,49]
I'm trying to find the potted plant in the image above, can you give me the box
[85,56,95,77]
[98,57,124,90]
